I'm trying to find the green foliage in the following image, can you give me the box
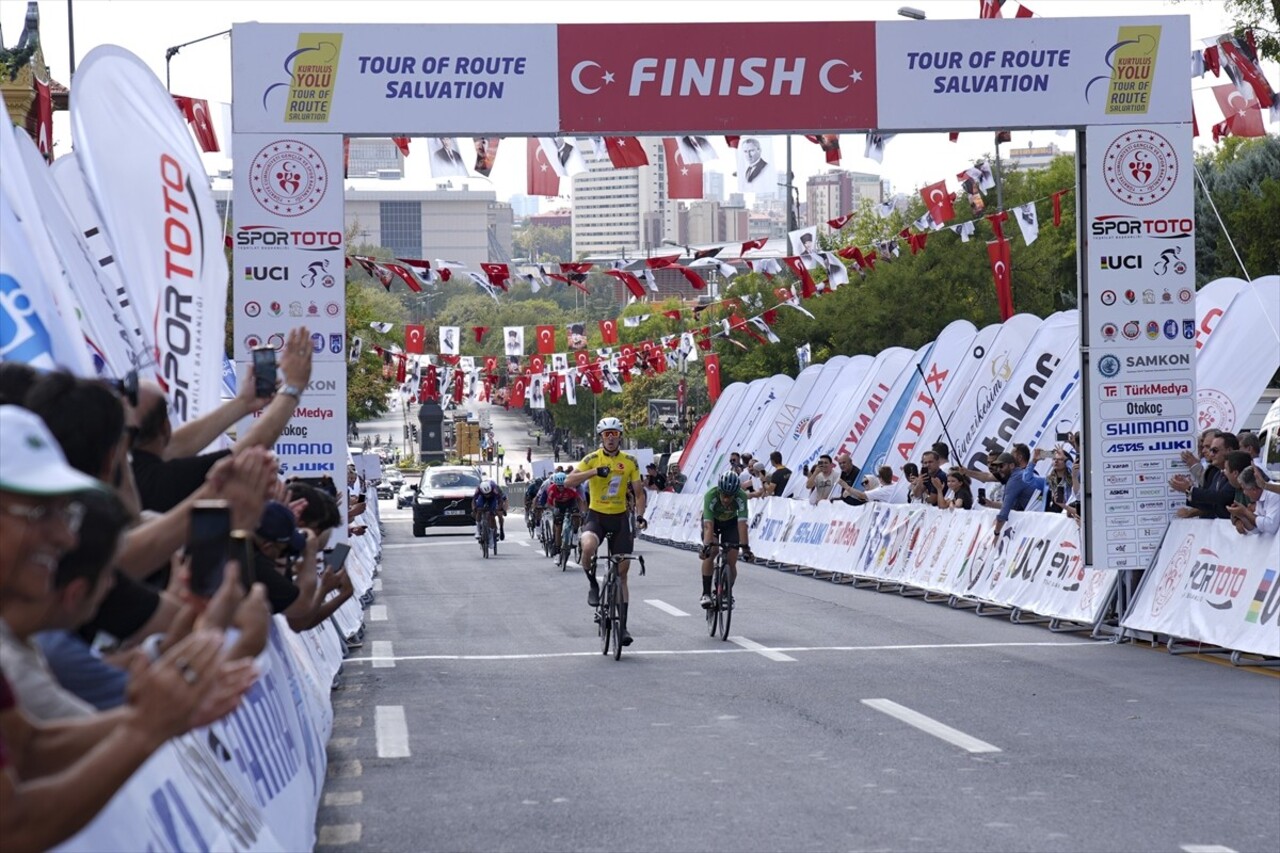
[1193,136,1280,284]
[513,224,571,263]
[345,277,409,422]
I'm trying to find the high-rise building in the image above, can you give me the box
[570,138,678,259]
[703,170,725,203]
[346,138,404,177]
[342,180,513,266]
[508,194,542,219]
[806,169,883,231]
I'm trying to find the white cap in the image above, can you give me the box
[0,405,103,496]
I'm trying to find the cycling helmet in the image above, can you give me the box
[552,472,567,486]
[480,480,494,495]
[596,416,624,435]
[718,471,741,494]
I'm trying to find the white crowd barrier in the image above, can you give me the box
[1121,519,1280,658]
[55,501,382,852]
[645,492,1116,626]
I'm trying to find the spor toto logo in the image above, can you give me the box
[249,140,328,217]
[1103,130,1179,206]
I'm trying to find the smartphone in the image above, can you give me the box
[978,487,987,504]
[228,530,255,591]
[1055,484,1066,505]
[252,347,278,398]
[187,500,231,598]
[323,543,352,573]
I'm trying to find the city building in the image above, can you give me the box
[569,137,679,260]
[1007,141,1063,171]
[703,171,725,203]
[508,194,542,219]
[345,138,405,178]
[528,209,571,229]
[806,169,883,231]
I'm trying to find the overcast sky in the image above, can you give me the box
[7,0,1273,206]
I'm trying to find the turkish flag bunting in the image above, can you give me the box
[396,357,407,384]
[1212,83,1267,137]
[599,319,619,344]
[484,355,498,375]
[827,213,855,230]
[949,132,961,142]
[172,95,220,153]
[698,327,713,351]
[481,263,511,291]
[404,324,426,354]
[704,355,722,401]
[1204,44,1220,77]
[1051,189,1068,227]
[649,349,667,374]
[740,237,768,254]
[586,364,604,394]
[383,262,423,293]
[453,371,465,404]
[724,136,740,148]
[422,365,439,402]
[986,210,1009,242]
[574,350,592,369]
[392,137,411,157]
[663,138,703,199]
[980,0,1004,18]
[527,137,561,196]
[694,246,723,260]
[604,270,646,299]
[647,255,680,269]
[509,375,527,407]
[561,262,593,275]
[548,373,563,404]
[987,239,1015,321]
[473,326,490,344]
[1219,39,1274,108]
[763,309,779,326]
[675,266,706,290]
[604,136,650,168]
[804,134,842,164]
[535,325,556,354]
[530,354,545,374]
[663,310,682,321]
[620,343,637,366]
[783,256,818,299]
[920,180,956,224]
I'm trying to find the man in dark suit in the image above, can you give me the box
[434,138,465,172]
[742,137,767,184]
[555,137,574,168]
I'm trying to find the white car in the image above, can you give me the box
[396,483,417,508]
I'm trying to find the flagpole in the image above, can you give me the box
[913,361,961,462]
[785,135,796,234]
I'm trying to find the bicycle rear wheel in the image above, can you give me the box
[559,528,570,571]
[491,525,498,556]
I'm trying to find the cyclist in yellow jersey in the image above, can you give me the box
[564,417,647,645]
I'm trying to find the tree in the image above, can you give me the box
[345,276,409,423]
[1193,135,1280,284]
[513,224,571,264]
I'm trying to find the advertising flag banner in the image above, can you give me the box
[947,313,1043,466]
[73,46,227,422]
[828,347,913,463]
[846,342,935,476]
[1194,276,1249,353]
[1195,276,1280,434]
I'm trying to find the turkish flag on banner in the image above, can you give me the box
[383,262,423,293]
[704,355,722,402]
[536,325,557,353]
[421,364,439,402]
[620,343,637,369]
[663,138,703,199]
[548,373,563,404]
[585,364,604,394]
[34,77,54,158]
[530,354,546,374]
[987,239,1014,321]
[599,318,619,344]
[920,180,956,224]
[605,270,646,299]
[481,263,512,291]
[574,350,592,369]
[509,375,527,408]
[172,95,220,153]
[404,324,426,354]
[604,136,650,167]
[1212,83,1267,137]
[484,355,498,376]
[527,137,561,196]
[783,256,818,299]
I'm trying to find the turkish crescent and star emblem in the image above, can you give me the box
[249,139,327,216]
[569,57,862,96]
[1103,130,1178,206]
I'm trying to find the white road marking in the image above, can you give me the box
[730,636,797,662]
[514,539,531,548]
[645,599,690,617]
[323,791,364,807]
[375,705,411,758]
[382,541,476,550]
[1181,846,1239,853]
[861,698,1001,754]
[317,823,362,845]
[368,605,387,622]
[371,640,395,668]
[344,640,1101,664]
[371,578,382,592]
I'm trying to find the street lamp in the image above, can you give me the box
[165,29,231,92]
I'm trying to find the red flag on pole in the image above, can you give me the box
[599,318,619,344]
[535,325,556,354]
[405,324,425,355]
[172,95,220,153]
[1212,83,1267,137]
[527,137,561,196]
[920,180,956,224]
[663,138,703,199]
[987,239,1014,321]
[604,136,650,168]
[704,355,722,402]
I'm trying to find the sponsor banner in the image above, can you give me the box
[949,314,1042,464]
[1122,519,1280,657]
[1194,275,1280,433]
[72,46,228,423]
[0,126,95,374]
[780,356,866,489]
[905,321,1002,464]
[645,492,1114,625]
[758,364,824,457]
[232,24,560,134]
[237,358,350,483]
[681,379,750,494]
[557,22,877,133]
[875,17,1191,130]
[1193,276,1248,353]
[828,346,913,463]
[841,343,933,476]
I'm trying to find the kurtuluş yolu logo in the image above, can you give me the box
[1102,26,1161,115]
[262,33,343,123]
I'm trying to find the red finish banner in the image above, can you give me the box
[557,22,877,133]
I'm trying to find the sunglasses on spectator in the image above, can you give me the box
[0,499,86,534]
[110,368,140,408]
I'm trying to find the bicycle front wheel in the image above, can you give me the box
[610,586,623,661]
[718,572,732,641]
[599,586,611,655]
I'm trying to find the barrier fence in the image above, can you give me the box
[53,489,382,852]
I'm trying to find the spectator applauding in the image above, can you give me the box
[1230,466,1278,535]
[1169,432,1237,519]
[993,444,1047,540]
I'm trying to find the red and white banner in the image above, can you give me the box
[1122,519,1280,658]
[1194,275,1280,434]
[1194,276,1249,353]
[72,46,227,424]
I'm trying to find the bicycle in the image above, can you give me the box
[540,509,556,558]
[595,551,645,661]
[558,510,581,572]
[524,501,537,537]
[478,511,498,559]
[705,543,738,641]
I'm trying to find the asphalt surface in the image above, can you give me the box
[315,499,1280,853]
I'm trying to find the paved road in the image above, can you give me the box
[316,501,1280,852]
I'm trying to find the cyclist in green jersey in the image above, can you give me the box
[699,471,752,609]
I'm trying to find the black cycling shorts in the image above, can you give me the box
[711,517,740,546]
[551,502,578,522]
[582,510,634,556]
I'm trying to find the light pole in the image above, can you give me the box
[165,29,231,92]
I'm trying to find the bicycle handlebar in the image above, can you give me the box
[606,552,645,576]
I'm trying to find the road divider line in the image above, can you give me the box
[371,578,382,592]
[1180,845,1239,853]
[375,705,411,758]
[368,605,387,622]
[645,599,690,617]
[861,698,1001,754]
[371,640,395,669]
[730,636,797,662]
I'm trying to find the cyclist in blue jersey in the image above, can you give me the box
[473,479,503,541]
